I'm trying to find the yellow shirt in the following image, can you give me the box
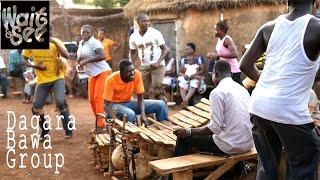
[22,38,66,84]
[256,53,266,66]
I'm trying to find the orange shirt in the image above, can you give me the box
[103,70,144,103]
[100,38,114,61]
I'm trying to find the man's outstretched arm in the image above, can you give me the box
[240,23,274,82]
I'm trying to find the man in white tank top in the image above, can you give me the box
[240,0,320,179]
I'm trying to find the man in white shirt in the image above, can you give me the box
[240,0,320,179]
[174,60,253,156]
[129,13,169,99]
[0,56,8,98]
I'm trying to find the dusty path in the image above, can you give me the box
[0,97,106,180]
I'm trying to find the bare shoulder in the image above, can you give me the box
[223,37,234,45]
[309,17,320,39]
[257,20,276,47]
[307,17,320,39]
[304,17,320,61]
[261,20,276,31]
[260,20,276,37]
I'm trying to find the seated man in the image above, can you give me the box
[7,49,26,89]
[104,59,168,124]
[174,60,253,156]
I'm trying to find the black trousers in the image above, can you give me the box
[174,135,226,157]
[251,115,319,180]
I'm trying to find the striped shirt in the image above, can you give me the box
[207,77,253,154]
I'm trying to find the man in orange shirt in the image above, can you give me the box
[98,27,120,69]
[103,59,168,124]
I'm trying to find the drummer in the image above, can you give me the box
[103,59,168,125]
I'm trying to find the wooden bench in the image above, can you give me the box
[149,148,257,180]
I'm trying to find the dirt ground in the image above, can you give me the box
[0,96,106,180]
[0,95,184,180]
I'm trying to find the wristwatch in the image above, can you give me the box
[186,128,192,136]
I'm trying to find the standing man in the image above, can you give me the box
[240,0,320,179]
[129,13,169,99]
[97,27,120,69]
[22,24,73,140]
[104,59,168,125]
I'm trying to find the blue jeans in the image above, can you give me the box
[33,78,72,136]
[0,72,8,96]
[105,100,168,123]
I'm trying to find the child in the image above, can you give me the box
[22,68,35,104]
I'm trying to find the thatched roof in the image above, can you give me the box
[124,0,286,18]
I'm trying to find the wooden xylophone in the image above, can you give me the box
[89,98,212,179]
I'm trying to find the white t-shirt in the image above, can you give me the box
[77,36,111,77]
[0,56,5,69]
[129,27,166,66]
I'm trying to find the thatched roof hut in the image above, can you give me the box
[124,0,286,18]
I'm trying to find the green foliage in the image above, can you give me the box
[72,0,86,4]
[72,0,129,9]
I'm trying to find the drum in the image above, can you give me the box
[111,144,132,170]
